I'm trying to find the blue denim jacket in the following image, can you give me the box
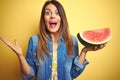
[22,35,89,80]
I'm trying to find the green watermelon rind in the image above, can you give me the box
[77,29,112,46]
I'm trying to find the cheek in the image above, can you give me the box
[44,17,49,25]
[58,17,61,25]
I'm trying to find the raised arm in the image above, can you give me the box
[0,37,31,76]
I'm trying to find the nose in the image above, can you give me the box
[51,13,55,19]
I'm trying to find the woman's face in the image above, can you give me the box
[44,4,61,34]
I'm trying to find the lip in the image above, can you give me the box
[49,20,57,28]
[49,20,57,23]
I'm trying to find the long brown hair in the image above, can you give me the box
[37,0,74,60]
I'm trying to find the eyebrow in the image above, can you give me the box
[45,8,58,11]
[45,8,51,11]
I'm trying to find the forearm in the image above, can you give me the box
[17,54,31,76]
[0,37,31,76]
[78,48,87,64]
[71,48,89,78]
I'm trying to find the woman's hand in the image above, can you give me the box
[78,44,105,64]
[83,44,105,53]
[0,37,23,56]
[0,37,31,76]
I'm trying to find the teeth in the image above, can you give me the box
[50,22,56,24]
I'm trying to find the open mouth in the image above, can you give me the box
[49,21,57,28]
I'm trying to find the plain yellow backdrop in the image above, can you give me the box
[0,0,120,80]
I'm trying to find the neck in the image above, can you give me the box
[51,33,57,42]
[51,34,58,51]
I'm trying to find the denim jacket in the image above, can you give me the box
[22,35,89,80]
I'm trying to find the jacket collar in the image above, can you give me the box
[48,35,65,42]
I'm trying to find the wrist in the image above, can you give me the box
[17,53,23,57]
[81,48,88,54]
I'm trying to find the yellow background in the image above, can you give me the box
[0,0,120,80]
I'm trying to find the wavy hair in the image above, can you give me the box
[37,0,74,60]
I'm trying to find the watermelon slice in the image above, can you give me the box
[77,28,112,46]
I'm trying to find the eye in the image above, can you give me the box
[55,11,59,15]
[45,10,51,16]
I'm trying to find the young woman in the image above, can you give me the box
[0,0,105,80]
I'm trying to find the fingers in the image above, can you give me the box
[0,36,22,55]
[0,36,5,42]
[94,44,105,50]
[0,37,16,50]
[0,37,12,47]
[94,46,98,50]
[84,44,106,52]
[100,44,105,48]
[98,44,105,49]
[14,40,19,47]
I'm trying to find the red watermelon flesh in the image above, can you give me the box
[77,28,112,45]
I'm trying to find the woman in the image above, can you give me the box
[0,0,105,80]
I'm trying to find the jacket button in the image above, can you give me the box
[49,65,52,68]
[50,52,52,56]
[33,53,36,55]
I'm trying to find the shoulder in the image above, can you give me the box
[30,34,38,40]
[29,34,38,48]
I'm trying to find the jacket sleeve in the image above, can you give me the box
[70,36,89,78]
[22,37,37,80]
